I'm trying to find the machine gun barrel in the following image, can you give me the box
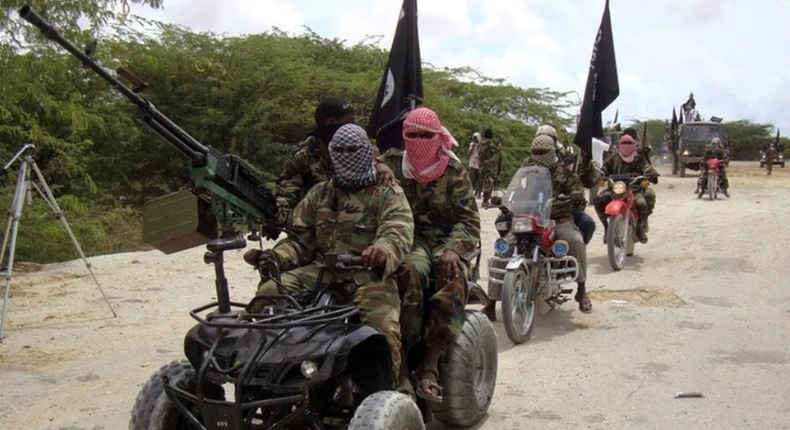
[19,5,207,165]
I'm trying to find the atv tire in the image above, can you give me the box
[433,311,498,427]
[129,360,221,430]
[348,391,425,430]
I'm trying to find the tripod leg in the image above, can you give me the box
[1,160,29,341]
[29,161,117,318]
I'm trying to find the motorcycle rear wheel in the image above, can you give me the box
[607,214,627,271]
[501,267,536,344]
[708,175,716,201]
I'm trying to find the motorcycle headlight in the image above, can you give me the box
[552,240,569,257]
[495,221,510,232]
[512,219,532,233]
[613,181,627,195]
[494,238,509,254]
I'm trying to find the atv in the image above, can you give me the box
[129,236,497,430]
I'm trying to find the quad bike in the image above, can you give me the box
[129,238,497,430]
[486,166,579,344]
[602,173,650,271]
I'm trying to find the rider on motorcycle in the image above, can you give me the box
[535,124,598,245]
[698,137,730,198]
[244,123,415,386]
[521,134,592,313]
[593,135,659,244]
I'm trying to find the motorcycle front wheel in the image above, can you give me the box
[501,266,537,344]
[708,174,717,200]
[607,214,627,271]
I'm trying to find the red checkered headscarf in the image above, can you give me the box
[402,107,459,183]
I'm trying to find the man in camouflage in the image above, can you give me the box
[766,142,776,176]
[485,134,592,317]
[478,128,501,208]
[377,107,480,403]
[536,124,598,245]
[275,96,395,214]
[594,135,659,244]
[245,123,414,385]
[698,137,730,197]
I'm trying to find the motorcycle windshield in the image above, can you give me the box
[502,165,553,227]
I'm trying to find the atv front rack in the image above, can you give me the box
[189,296,359,330]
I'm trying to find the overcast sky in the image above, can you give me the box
[132,0,790,131]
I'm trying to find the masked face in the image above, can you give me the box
[402,107,456,183]
[328,124,376,193]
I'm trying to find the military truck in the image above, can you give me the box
[677,121,724,177]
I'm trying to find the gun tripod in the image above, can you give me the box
[0,144,116,341]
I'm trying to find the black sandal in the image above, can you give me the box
[415,366,443,403]
[576,294,593,314]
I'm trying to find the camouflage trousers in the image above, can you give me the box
[481,168,497,194]
[256,263,402,382]
[398,240,468,352]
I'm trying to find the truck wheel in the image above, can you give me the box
[433,311,498,427]
[349,391,424,430]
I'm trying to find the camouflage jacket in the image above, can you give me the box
[477,138,500,171]
[520,157,583,223]
[766,148,776,159]
[275,135,382,210]
[558,151,600,189]
[702,149,728,162]
[601,155,659,182]
[272,180,414,279]
[378,149,481,259]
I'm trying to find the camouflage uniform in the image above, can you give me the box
[256,179,414,381]
[378,149,480,352]
[594,155,658,228]
[276,136,382,210]
[477,137,500,201]
[700,148,729,190]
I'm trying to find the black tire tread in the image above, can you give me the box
[433,311,497,427]
[129,360,192,430]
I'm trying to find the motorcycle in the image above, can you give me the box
[702,158,721,200]
[601,173,650,271]
[486,165,579,344]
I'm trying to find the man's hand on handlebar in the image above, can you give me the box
[244,248,278,268]
[362,245,388,268]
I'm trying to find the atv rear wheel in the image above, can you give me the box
[129,360,220,430]
[348,391,424,430]
[433,311,498,427]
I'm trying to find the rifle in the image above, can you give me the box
[19,6,281,255]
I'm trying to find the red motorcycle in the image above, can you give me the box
[487,165,579,344]
[700,158,721,201]
[602,173,650,271]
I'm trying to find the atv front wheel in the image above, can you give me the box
[129,360,222,430]
[348,391,425,430]
[433,311,498,427]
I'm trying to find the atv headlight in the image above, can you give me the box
[613,181,627,195]
[512,219,532,233]
[300,360,318,379]
[552,240,569,257]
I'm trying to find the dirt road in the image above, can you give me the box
[1,161,788,430]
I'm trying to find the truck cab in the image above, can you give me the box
[677,122,724,177]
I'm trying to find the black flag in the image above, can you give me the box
[573,0,619,155]
[671,108,678,135]
[367,0,423,153]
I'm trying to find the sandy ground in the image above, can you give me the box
[1,161,789,430]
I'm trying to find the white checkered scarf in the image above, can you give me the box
[329,124,376,193]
